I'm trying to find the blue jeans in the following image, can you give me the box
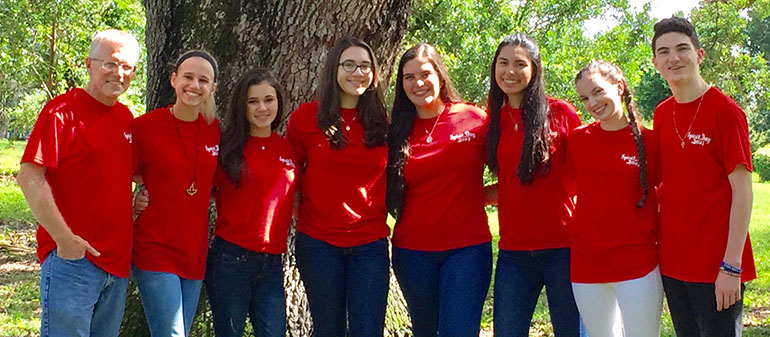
[205,236,286,337]
[294,232,389,337]
[392,242,493,337]
[131,266,202,337]
[494,248,582,337]
[40,250,128,337]
[662,275,744,337]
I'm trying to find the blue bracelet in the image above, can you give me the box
[720,261,742,274]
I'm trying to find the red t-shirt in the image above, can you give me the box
[286,101,389,247]
[21,88,134,277]
[391,103,491,251]
[653,87,756,283]
[132,107,220,280]
[213,133,298,254]
[566,122,660,283]
[496,98,582,251]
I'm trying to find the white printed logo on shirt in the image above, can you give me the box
[124,132,132,144]
[205,145,219,156]
[449,130,476,143]
[279,156,296,169]
[686,132,711,146]
[621,154,639,167]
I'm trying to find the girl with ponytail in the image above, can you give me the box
[569,60,663,336]
[131,50,220,335]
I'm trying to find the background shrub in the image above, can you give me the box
[755,145,770,182]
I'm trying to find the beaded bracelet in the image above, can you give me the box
[720,261,742,274]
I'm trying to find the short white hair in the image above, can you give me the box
[89,29,141,65]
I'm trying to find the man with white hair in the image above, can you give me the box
[16,29,140,337]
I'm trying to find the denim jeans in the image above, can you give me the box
[294,232,389,337]
[662,275,745,337]
[493,248,582,337]
[205,236,286,337]
[392,242,493,337]
[131,266,202,337]
[40,250,128,337]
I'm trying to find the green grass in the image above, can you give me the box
[0,139,25,176]
[0,180,34,227]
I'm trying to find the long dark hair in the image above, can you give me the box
[486,34,552,184]
[386,43,461,221]
[575,60,648,207]
[219,68,285,187]
[316,37,388,150]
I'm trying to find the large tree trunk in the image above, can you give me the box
[124,1,412,336]
[143,0,411,115]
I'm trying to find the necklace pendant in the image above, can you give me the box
[514,123,518,131]
[345,125,351,131]
[681,141,685,149]
[261,146,266,150]
[426,135,433,143]
[186,182,197,196]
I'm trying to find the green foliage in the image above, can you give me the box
[754,145,770,182]
[404,0,618,105]
[635,68,670,120]
[691,0,770,149]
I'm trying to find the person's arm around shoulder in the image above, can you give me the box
[715,163,752,311]
[16,163,100,259]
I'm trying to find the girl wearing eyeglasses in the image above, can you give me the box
[386,43,492,336]
[286,37,390,337]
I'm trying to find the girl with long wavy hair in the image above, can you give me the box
[485,34,583,336]
[286,37,390,337]
[569,60,662,337]
[386,43,492,336]
[206,68,297,337]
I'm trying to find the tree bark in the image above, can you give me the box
[144,0,411,117]
[130,1,412,336]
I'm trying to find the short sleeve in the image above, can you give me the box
[21,102,71,171]
[717,100,753,175]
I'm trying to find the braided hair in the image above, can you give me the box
[575,60,648,207]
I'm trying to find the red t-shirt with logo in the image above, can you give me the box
[653,87,756,283]
[22,88,134,277]
[496,98,582,251]
[391,103,491,251]
[213,133,298,254]
[566,122,660,283]
[132,107,220,280]
[286,101,389,247]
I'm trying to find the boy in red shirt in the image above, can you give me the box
[17,29,140,337]
[652,17,755,336]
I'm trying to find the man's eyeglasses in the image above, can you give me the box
[338,60,372,74]
[90,58,136,74]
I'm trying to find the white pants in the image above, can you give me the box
[572,266,664,337]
